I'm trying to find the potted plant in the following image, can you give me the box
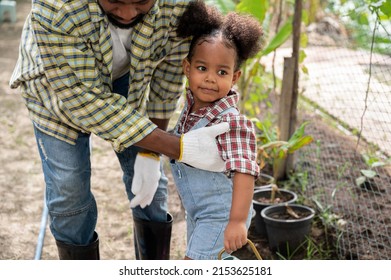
[251,120,313,240]
[254,172,275,189]
[261,203,315,256]
[252,184,298,237]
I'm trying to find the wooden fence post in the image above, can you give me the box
[276,0,303,180]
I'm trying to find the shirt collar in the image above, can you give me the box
[185,88,240,120]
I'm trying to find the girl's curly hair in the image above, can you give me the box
[177,0,263,70]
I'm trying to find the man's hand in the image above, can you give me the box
[130,152,161,208]
[179,122,229,172]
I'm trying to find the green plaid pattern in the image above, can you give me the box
[10,0,190,152]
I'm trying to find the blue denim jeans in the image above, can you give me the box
[33,73,168,246]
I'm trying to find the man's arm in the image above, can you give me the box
[136,118,176,156]
[135,127,180,159]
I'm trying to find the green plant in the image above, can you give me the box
[331,161,351,199]
[204,0,236,13]
[303,235,338,260]
[254,120,314,180]
[274,241,304,260]
[275,235,336,260]
[312,197,346,245]
[284,170,309,196]
[355,153,391,186]
[236,1,294,115]
[326,0,391,54]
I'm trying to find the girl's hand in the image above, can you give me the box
[224,221,247,254]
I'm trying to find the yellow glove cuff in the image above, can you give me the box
[138,152,160,161]
[178,134,184,161]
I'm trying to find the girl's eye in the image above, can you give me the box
[196,66,206,71]
[218,70,228,75]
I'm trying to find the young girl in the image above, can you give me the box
[170,0,263,260]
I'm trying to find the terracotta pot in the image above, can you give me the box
[252,188,298,237]
[261,204,315,256]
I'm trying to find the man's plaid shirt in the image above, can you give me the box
[176,89,260,177]
[10,0,191,152]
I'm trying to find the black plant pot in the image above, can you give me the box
[261,204,315,256]
[254,173,275,189]
[252,188,298,237]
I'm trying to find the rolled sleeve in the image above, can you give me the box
[218,115,260,177]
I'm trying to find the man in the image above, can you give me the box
[10,0,229,260]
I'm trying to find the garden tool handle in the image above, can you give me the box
[218,239,263,260]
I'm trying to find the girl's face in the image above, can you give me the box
[183,38,241,111]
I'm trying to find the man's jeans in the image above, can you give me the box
[33,73,168,245]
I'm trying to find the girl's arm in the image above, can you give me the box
[224,172,254,253]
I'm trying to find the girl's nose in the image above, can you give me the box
[205,73,216,83]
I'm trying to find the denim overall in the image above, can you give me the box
[170,107,252,260]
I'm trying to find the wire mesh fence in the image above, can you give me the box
[265,21,391,259]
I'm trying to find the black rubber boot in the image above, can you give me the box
[56,232,100,260]
[133,213,173,260]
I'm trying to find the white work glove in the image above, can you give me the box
[130,152,161,208]
[179,122,230,172]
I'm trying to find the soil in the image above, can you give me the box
[268,206,312,220]
[253,189,295,204]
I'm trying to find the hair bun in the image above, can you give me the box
[177,0,223,38]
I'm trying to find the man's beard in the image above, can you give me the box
[97,1,145,29]
[107,13,145,29]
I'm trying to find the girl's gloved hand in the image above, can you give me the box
[130,152,161,208]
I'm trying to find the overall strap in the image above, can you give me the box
[192,107,239,130]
